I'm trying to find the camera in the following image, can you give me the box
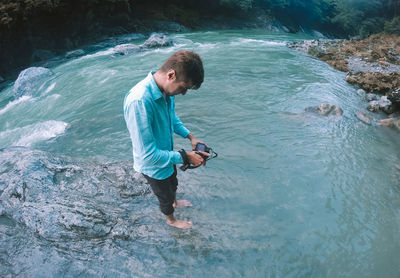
[195,143,211,153]
[194,143,217,161]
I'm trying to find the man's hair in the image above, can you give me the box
[159,50,204,89]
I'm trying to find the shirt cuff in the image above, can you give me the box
[181,128,190,138]
[172,151,183,164]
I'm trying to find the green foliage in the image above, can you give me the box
[384,16,400,35]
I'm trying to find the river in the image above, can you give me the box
[0,29,399,277]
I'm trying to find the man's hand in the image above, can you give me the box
[186,151,210,166]
[187,133,206,151]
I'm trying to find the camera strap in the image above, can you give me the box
[178,148,218,171]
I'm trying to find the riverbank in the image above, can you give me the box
[289,33,400,130]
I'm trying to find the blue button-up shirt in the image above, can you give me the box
[123,71,190,179]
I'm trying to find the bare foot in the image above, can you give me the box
[166,214,192,229]
[173,200,192,208]
[166,218,192,229]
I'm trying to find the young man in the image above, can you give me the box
[123,50,208,229]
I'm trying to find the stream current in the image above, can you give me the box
[0,30,400,277]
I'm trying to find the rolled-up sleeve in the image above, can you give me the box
[125,100,182,169]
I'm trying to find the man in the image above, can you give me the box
[123,50,208,229]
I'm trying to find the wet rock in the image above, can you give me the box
[366,93,380,101]
[32,49,56,62]
[141,33,173,48]
[345,72,400,94]
[387,87,400,104]
[0,147,150,241]
[355,111,372,124]
[305,103,343,116]
[367,100,380,112]
[0,75,4,83]
[366,96,393,113]
[378,117,400,130]
[379,96,393,114]
[13,67,53,98]
[65,49,85,59]
[290,33,400,114]
[346,56,400,74]
[113,43,141,55]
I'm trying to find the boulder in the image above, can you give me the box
[13,67,53,98]
[355,111,371,125]
[65,49,85,59]
[0,147,150,241]
[141,33,173,48]
[113,43,141,55]
[305,103,343,116]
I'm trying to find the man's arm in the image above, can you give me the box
[171,102,208,165]
[125,100,182,167]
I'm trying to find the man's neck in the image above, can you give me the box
[153,71,165,94]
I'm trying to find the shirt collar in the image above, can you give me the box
[148,70,164,100]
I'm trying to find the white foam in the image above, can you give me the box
[231,39,286,46]
[0,96,33,115]
[194,42,218,49]
[79,49,116,60]
[44,82,56,95]
[0,120,68,147]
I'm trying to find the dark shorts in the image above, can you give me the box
[142,166,178,215]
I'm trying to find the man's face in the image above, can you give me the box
[164,70,193,96]
[165,79,193,96]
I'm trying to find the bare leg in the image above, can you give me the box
[173,200,193,208]
[166,214,192,229]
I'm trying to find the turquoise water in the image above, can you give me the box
[0,30,400,277]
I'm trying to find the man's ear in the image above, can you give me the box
[167,69,176,81]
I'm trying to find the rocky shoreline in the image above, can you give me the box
[289,33,400,130]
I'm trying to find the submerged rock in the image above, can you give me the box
[305,103,343,116]
[0,147,150,241]
[356,89,366,98]
[355,111,372,125]
[141,33,173,48]
[13,67,53,98]
[378,117,400,130]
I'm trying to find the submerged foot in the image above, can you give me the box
[166,218,192,229]
[173,200,192,208]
